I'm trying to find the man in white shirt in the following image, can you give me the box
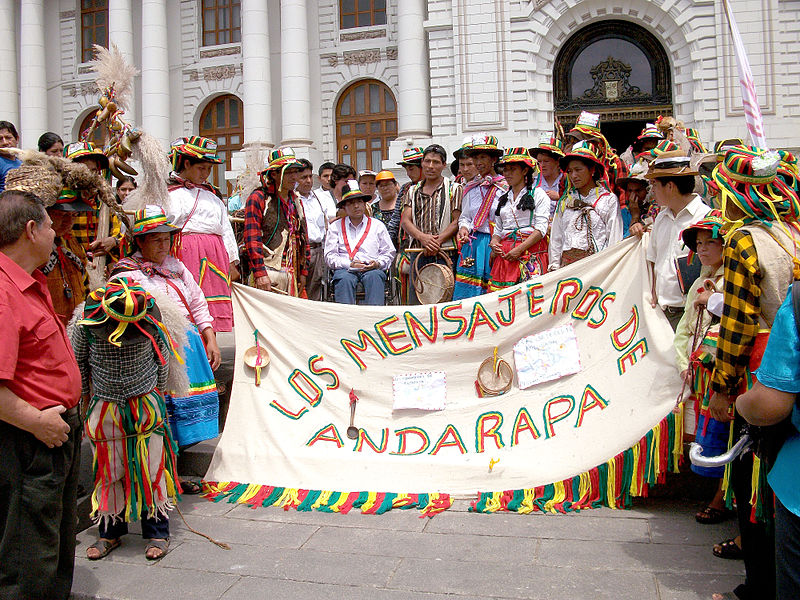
[296,159,337,301]
[325,180,396,305]
[644,154,710,330]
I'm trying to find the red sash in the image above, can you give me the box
[341,217,372,260]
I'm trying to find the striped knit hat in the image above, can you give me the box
[498,147,537,170]
[397,147,424,166]
[169,136,223,171]
[685,128,707,153]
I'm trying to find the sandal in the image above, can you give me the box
[180,480,202,495]
[145,538,170,560]
[696,505,734,524]
[86,538,121,560]
[713,537,743,560]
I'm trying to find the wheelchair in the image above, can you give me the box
[322,261,400,306]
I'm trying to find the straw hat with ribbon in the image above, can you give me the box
[77,277,181,364]
[645,155,699,179]
[397,147,424,166]
[337,179,373,209]
[498,147,538,171]
[168,136,223,171]
[529,132,565,161]
[465,135,503,158]
[559,140,605,175]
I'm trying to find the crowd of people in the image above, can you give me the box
[0,106,799,600]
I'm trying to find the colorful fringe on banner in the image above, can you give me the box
[202,410,681,517]
[470,411,682,514]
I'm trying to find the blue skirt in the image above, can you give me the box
[453,231,492,300]
[165,327,219,447]
[690,413,729,478]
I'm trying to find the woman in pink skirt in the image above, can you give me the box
[167,136,239,332]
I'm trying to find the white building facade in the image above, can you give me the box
[1,0,799,192]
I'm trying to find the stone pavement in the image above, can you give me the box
[70,492,743,600]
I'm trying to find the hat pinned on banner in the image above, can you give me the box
[375,170,396,183]
[64,140,110,171]
[644,155,699,179]
[464,134,503,157]
[397,146,424,166]
[337,179,373,208]
[567,111,601,140]
[529,132,565,160]
[559,140,605,174]
[498,147,538,171]
[168,136,223,171]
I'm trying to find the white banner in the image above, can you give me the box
[205,237,680,500]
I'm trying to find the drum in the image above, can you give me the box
[412,251,454,304]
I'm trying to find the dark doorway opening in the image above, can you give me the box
[601,120,648,155]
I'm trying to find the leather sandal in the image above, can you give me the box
[181,480,202,495]
[712,537,743,560]
[86,538,121,560]
[145,538,170,560]
[695,505,734,524]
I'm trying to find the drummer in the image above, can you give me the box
[324,180,396,305]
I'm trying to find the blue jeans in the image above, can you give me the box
[333,268,386,305]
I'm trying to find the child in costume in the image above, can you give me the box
[71,278,184,561]
[673,210,731,524]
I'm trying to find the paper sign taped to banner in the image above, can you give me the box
[393,371,447,411]
[513,323,581,388]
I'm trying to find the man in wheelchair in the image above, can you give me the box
[324,180,396,305]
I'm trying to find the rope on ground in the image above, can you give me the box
[174,503,231,550]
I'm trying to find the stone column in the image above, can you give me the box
[397,0,431,137]
[109,0,136,122]
[280,0,312,146]
[0,0,18,128]
[140,0,170,147]
[241,0,273,148]
[19,0,47,148]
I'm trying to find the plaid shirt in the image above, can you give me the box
[71,193,123,259]
[711,230,761,395]
[71,324,169,405]
[244,186,310,280]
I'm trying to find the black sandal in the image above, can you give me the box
[713,537,743,560]
[696,505,734,524]
[86,538,121,560]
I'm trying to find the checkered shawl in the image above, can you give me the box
[72,193,123,258]
[243,185,310,280]
[710,230,760,394]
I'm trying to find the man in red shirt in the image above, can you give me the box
[0,190,83,600]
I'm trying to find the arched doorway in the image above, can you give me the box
[336,80,397,171]
[554,20,672,153]
[78,110,107,148]
[199,94,244,195]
